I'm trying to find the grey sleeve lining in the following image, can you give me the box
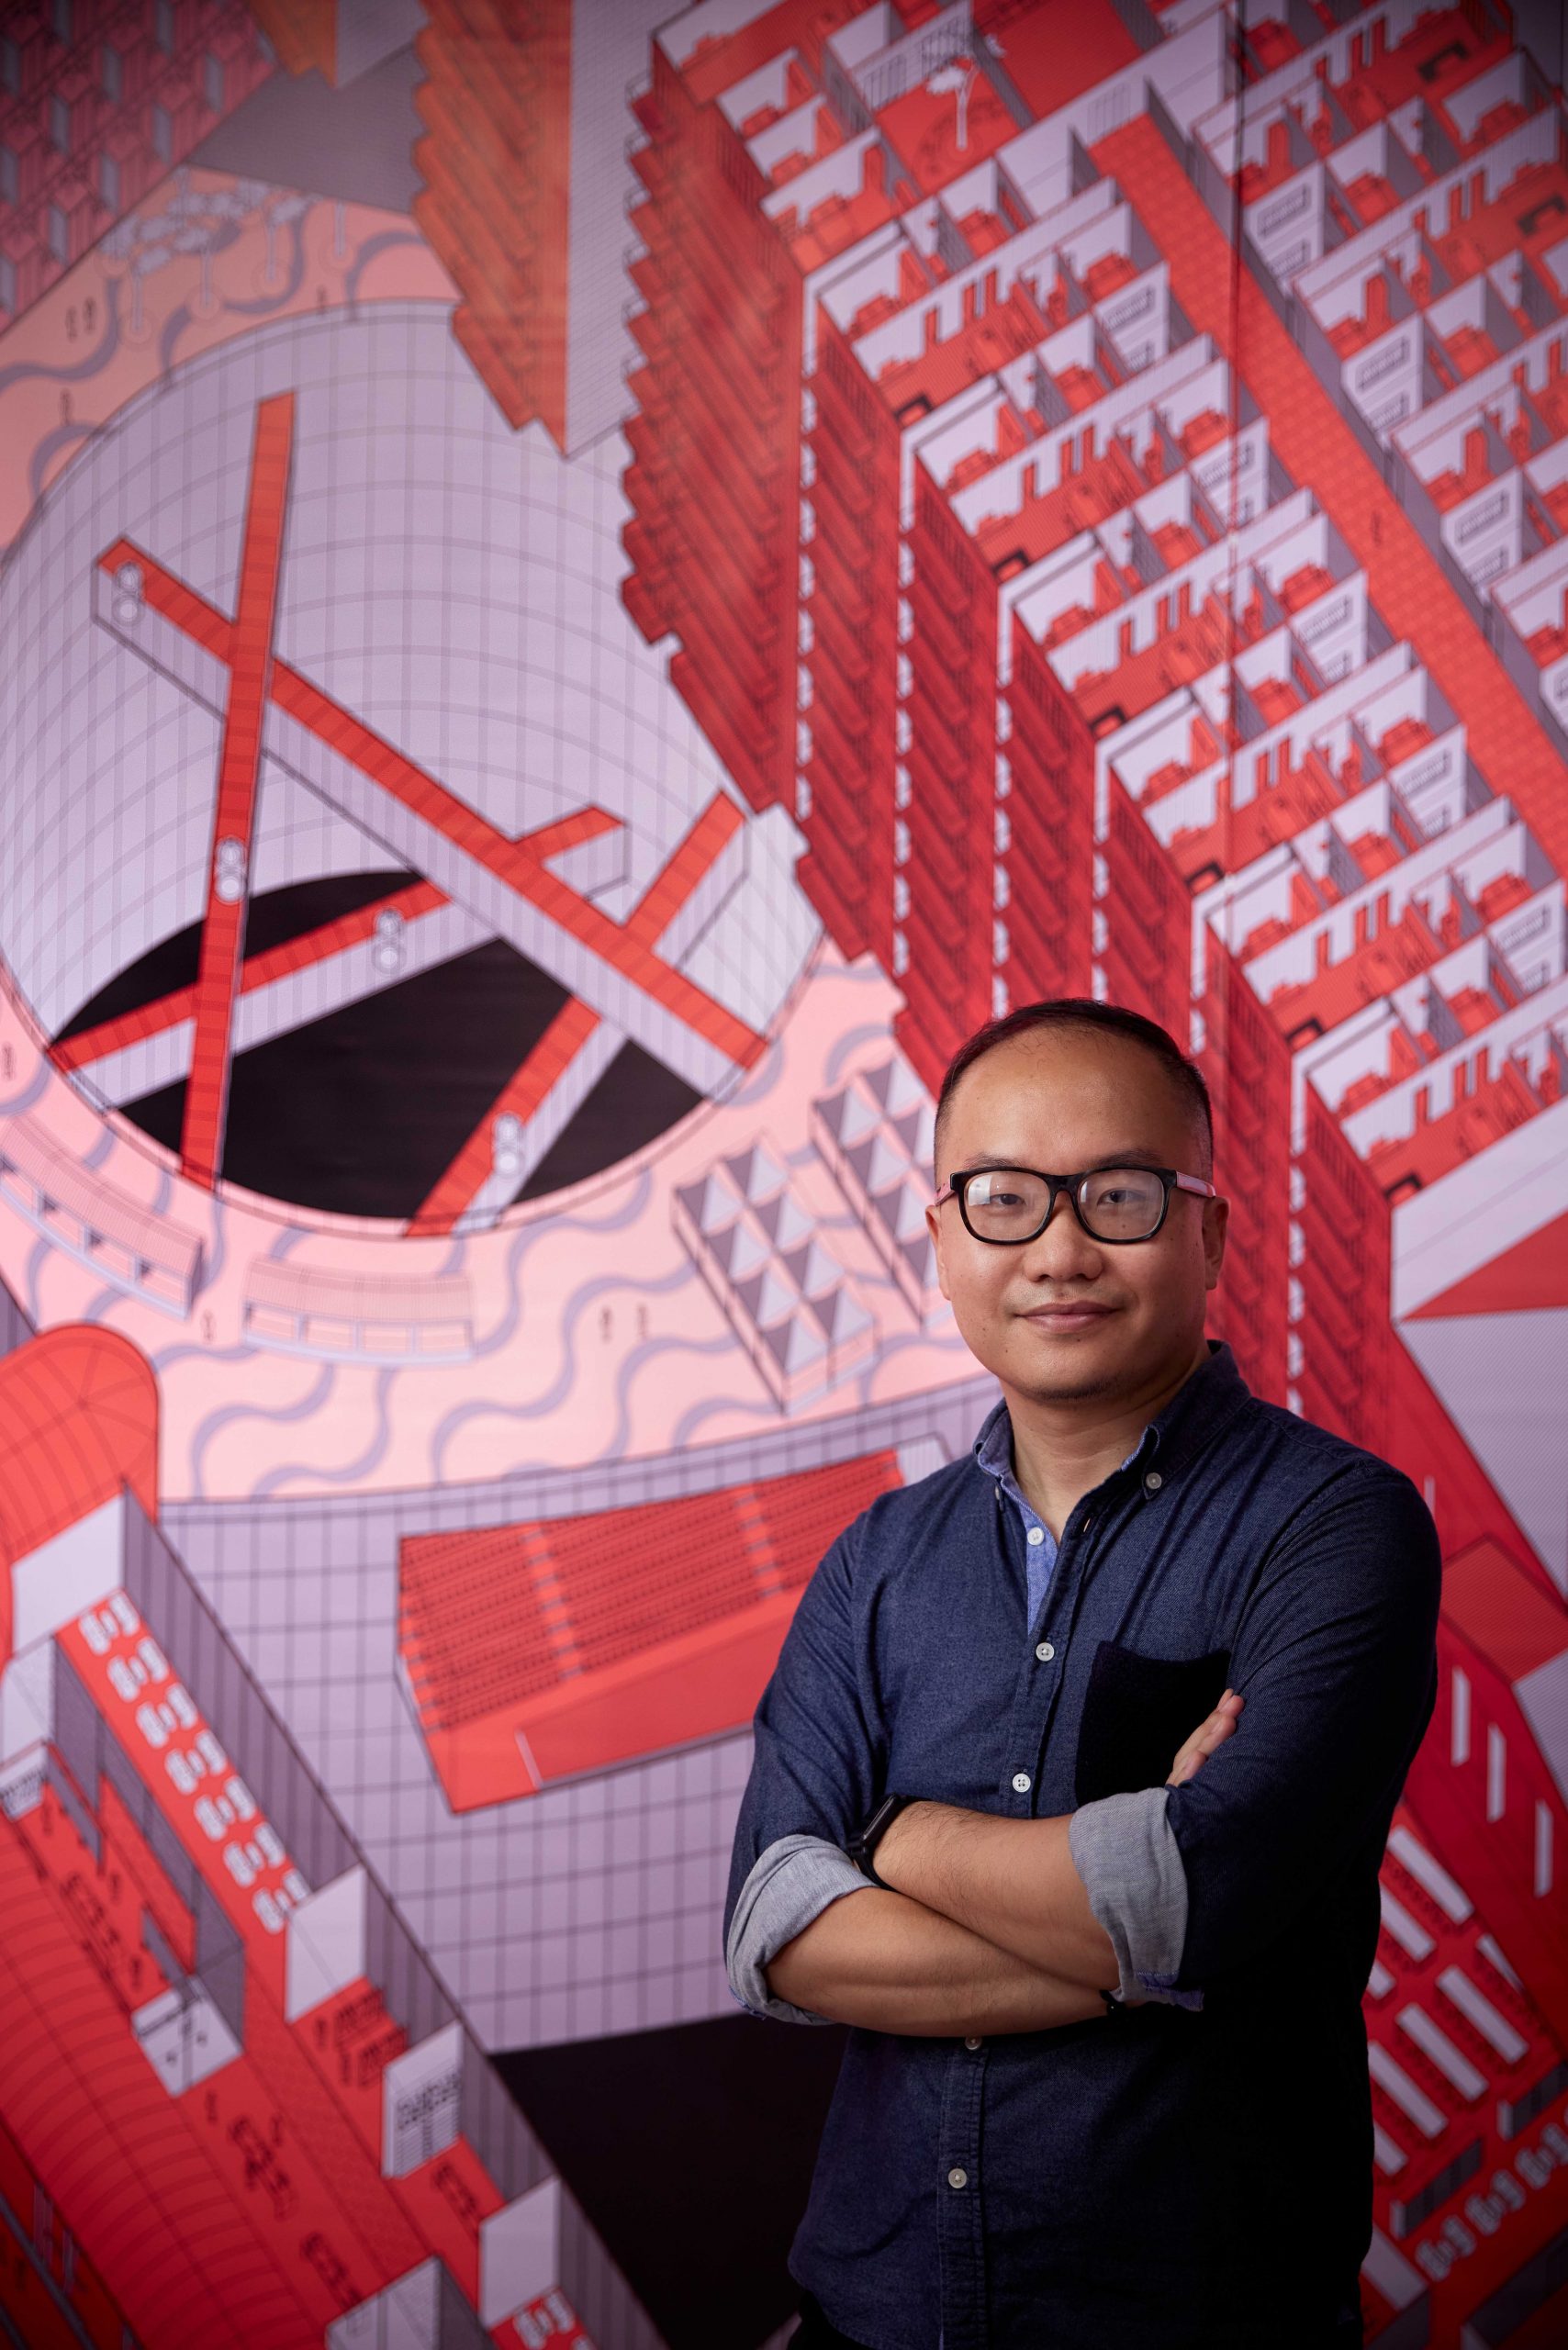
[724,1832,874,2024]
[1069,1787,1204,2011]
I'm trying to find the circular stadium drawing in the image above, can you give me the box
[0,303,815,1229]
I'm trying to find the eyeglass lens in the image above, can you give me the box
[963,1167,1166,1243]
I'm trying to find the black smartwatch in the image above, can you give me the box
[847,1791,913,1886]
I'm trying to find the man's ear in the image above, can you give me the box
[925,1199,954,1304]
[1203,1196,1227,1291]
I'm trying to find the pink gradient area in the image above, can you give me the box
[0,166,456,554]
[0,947,964,1501]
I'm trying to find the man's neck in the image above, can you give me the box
[1003,1335,1212,1541]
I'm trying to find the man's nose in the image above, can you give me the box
[1017,1188,1103,1272]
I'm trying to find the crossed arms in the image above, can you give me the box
[723,1460,1441,2042]
[765,1696,1241,2037]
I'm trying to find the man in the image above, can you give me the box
[722,999,1441,2350]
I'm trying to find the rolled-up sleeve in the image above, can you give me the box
[722,1513,887,2021]
[1069,1788,1203,2009]
[725,1833,872,2022]
[1161,1461,1441,1992]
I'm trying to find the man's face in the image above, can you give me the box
[926,1026,1227,1406]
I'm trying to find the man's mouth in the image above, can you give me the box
[1021,1304,1117,1330]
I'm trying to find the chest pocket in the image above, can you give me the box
[1074,1639,1231,1806]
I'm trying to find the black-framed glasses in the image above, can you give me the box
[934,1163,1219,1247]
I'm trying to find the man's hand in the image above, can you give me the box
[1166,1688,1244,1786]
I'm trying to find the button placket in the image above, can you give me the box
[938,2018,987,2345]
[1002,1487,1079,1816]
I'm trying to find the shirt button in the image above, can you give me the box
[947,2167,969,2190]
[1144,1471,1163,1491]
[1012,1771,1032,1794]
[1026,1526,1045,1546]
[964,2036,982,2051]
[1036,1640,1055,1662]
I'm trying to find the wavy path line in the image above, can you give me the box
[345,230,428,304]
[187,1359,336,1500]
[825,1022,904,1087]
[0,275,121,396]
[250,1363,401,1497]
[597,1327,736,1466]
[431,1257,697,1484]
[467,1170,655,1360]
[28,420,97,505]
[22,1235,50,1327]
[151,1338,257,1376]
[669,1391,785,1449]
[0,1062,53,1118]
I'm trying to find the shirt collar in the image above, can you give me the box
[971,1337,1251,1492]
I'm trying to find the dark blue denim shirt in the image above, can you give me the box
[722,1340,1442,2350]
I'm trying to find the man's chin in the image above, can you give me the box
[984,1340,1126,1403]
[1008,1367,1126,1408]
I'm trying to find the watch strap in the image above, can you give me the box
[847,1790,911,1886]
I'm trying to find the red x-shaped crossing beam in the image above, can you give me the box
[92,405,764,1192]
[409,790,745,1234]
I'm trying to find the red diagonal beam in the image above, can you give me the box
[53,983,195,1072]
[53,878,443,1073]
[502,805,623,872]
[406,995,603,1239]
[268,657,758,1069]
[179,393,296,1186]
[408,794,745,1236]
[95,537,761,1074]
[54,811,625,1078]
[1093,114,1568,882]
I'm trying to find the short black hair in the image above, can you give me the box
[933,998,1214,1182]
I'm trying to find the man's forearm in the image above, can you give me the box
[766,1882,1106,2036]
[871,1801,1122,1992]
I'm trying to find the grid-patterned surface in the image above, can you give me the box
[164,1376,996,2050]
[0,303,815,1065]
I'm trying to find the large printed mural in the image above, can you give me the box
[1,0,1567,2344]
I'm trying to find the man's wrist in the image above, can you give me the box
[847,1791,918,1886]
[867,1796,932,1890]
